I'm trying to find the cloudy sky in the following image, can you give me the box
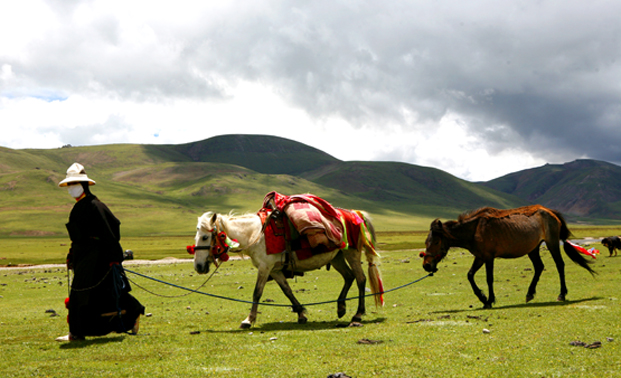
[1,0,620,181]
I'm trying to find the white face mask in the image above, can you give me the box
[68,184,85,199]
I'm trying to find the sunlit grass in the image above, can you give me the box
[1,243,620,377]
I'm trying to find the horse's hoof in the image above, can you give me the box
[483,304,492,309]
[297,317,308,324]
[352,316,362,323]
[556,295,566,302]
[337,309,346,319]
[240,322,252,329]
[526,294,534,302]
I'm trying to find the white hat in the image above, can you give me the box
[58,163,96,187]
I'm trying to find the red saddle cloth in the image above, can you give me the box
[258,192,368,260]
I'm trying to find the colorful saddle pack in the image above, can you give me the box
[258,191,377,261]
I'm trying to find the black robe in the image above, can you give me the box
[66,194,144,337]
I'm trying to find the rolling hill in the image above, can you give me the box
[2,134,619,237]
[168,134,340,175]
[482,159,621,220]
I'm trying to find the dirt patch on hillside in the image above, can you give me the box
[1,180,17,190]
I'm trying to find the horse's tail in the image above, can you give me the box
[562,242,597,276]
[357,211,384,307]
[553,209,572,241]
[553,209,597,276]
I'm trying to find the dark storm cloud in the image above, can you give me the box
[177,0,621,164]
[7,0,621,166]
[5,3,228,101]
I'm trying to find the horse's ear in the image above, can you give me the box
[431,219,442,231]
[211,213,218,224]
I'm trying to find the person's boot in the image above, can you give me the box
[55,332,84,342]
[130,315,140,335]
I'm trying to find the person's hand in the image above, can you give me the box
[66,249,74,270]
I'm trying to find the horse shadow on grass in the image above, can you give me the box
[430,296,604,315]
[59,335,127,349]
[201,317,387,334]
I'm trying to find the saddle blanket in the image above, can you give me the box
[258,192,375,260]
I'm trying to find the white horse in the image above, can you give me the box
[191,211,383,328]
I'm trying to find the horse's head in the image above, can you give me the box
[420,219,450,273]
[189,212,218,274]
[189,212,238,274]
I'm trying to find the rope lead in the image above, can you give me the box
[124,268,433,307]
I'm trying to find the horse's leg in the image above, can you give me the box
[467,257,488,307]
[484,259,495,309]
[269,270,307,324]
[329,252,355,318]
[240,268,271,329]
[548,242,567,301]
[526,247,544,302]
[343,250,367,323]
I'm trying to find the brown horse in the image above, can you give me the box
[420,205,596,308]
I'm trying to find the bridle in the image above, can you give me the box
[186,217,239,267]
[418,230,448,262]
[419,248,447,262]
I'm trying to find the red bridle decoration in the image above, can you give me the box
[419,250,445,262]
[187,230,237,266]
[210,232,231,263]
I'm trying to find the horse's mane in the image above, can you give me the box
[457,205,548,223]
[198,211,258,231]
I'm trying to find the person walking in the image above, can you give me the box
[56,163,144,342]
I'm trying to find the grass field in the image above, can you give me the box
[1,231,620,377]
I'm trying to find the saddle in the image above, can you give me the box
[258,192,372,258]
[258,191,342,261]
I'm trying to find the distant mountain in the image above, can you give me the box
[169,134,340,175]
[152,134,526,216]
[2,135,619,237]
[167,135,526,217]
[301,160,526,217]
[481,159,621,219]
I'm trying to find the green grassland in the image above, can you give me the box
[1,154,438,238]
[1,244,620,377]
[0,139,531,240]
[2,139,621,376]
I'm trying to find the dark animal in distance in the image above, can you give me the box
[601,236,621,257]
[420,205,596,309]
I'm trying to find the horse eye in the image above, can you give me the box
[202,235,209,241]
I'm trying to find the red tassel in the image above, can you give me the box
[567,241,598,259]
